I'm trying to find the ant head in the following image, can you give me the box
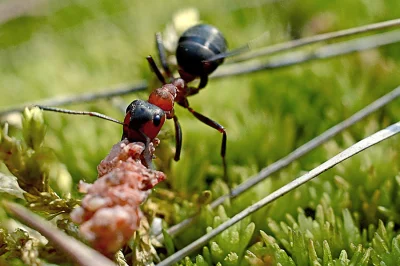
[123,100,166,142]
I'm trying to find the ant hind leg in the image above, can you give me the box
[183,103,228,186]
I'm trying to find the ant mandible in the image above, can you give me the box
[39,24,232,180]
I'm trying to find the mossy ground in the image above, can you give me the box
[1,0,400,265]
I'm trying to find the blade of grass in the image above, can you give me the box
[157,121,400,265]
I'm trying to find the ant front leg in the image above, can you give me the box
[155,32,173,80]
[173,115,183,161]
[180,99,228,185]
[147,56,166,84]
[138,129,155,170]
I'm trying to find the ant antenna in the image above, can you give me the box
[36,105,125,125]
[204,31,270,63]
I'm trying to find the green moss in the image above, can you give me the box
[1,0,400,265]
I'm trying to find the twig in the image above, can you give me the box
[2,201,116,266]
[213,29,400,78]
[230,18,400,62]
[157,121,400,265]
[156,85,400,241]
[0,83,147,116]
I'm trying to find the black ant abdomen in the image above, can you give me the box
[176,24,227,79]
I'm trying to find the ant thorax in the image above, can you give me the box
[148,83,177,119]
[148,78,191,119]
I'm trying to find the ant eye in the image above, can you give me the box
[153,114,162,126]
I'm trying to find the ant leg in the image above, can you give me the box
[155,32,173,79]
[138,129,155,170]
[173,115,182,161]
[187,76,209,97]
[197,75,208,89]
[146,56,166,84]
[182,101,227,184]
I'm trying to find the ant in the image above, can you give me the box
[144,24,229,177]
[39,24,241,181]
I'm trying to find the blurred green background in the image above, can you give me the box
[1,0,399,187]
[1,0,400,263]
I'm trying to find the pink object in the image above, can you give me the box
[70,140,165,256]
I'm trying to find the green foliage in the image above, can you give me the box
[0,228,43,265]
[0,109,80,264]
[206,206,255,265]
[0,108,77,214]
[0,108,72,198]
[243,205,400,266]
[177,206,255,266]
[0,0,400,265]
